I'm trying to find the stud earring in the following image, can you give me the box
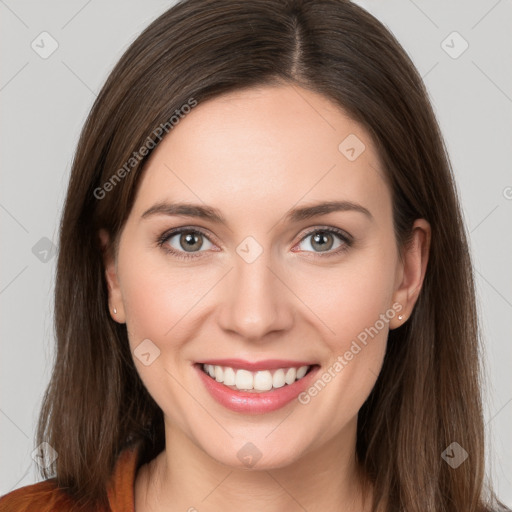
[398,314,404,321]
[113,307,117,314]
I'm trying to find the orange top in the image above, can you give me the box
[0,442,143,512]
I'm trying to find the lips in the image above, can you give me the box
[194,360,320,414]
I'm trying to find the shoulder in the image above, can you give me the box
[0,479,76,512]
[0,440,144,512]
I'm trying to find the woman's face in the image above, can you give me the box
[102,84,427,469]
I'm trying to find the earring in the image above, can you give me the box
[398,314,404,321]
[113,307,117,314]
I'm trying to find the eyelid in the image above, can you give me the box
[297,225,353,243]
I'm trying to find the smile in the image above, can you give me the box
[201,363,311,392]
[194,360,320,414]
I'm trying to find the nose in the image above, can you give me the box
[216,249,294,342]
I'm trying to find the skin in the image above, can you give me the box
[99,84,430,511]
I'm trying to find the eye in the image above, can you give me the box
[157,225,352,261]
[294,227,352,257]
[157,227,215,259]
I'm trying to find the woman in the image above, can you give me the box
[0,0,508,510]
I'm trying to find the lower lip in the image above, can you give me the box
[195,364,320,414]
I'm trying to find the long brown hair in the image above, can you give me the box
[30,0,504,510]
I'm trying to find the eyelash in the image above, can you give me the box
[156,226,353,261]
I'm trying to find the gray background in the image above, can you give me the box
[1,0,511,505]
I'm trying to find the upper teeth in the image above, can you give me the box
[203,364,310,392]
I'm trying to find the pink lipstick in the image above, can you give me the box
[194,361,320,414]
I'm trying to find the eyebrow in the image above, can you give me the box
[141,200,373,224]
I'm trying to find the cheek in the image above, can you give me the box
[293,241,397,348]
[293,242,396,416]
[117,253,207,428]
[119,249,207,347]
[317,303,390,398]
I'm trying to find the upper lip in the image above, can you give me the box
[197,358,317,371]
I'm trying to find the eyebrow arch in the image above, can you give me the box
[141,200,373,224]
[284,200,373,223]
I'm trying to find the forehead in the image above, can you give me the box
[131,84,391,227]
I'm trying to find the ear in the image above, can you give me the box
[389,218,431,329]
[98,228,126,323]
